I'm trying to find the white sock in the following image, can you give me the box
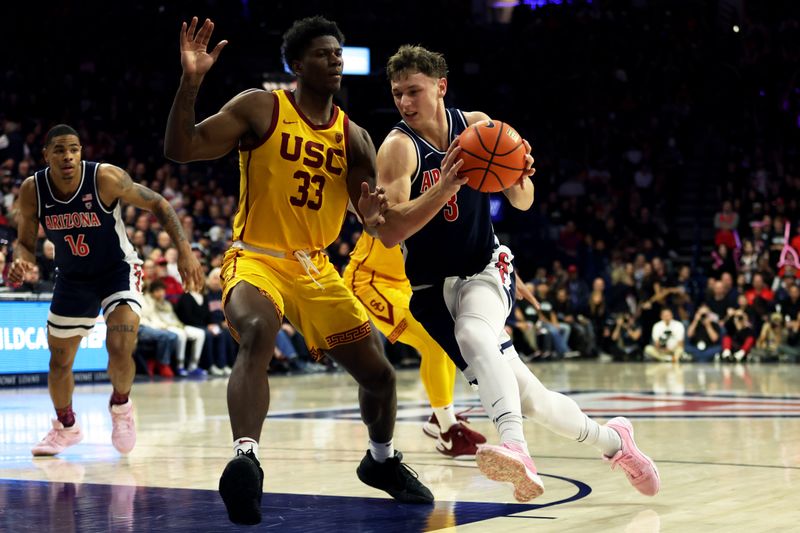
[368,439,394,463]
[233,437,259,458]
[508,357,621,456]
[578,417,623,457]
[453,283,526,446]
[433,405,458,432]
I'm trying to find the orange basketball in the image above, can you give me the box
[456,120,527,193]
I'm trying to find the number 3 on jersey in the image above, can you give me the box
[420,168,459,221]
[64,234,90,256]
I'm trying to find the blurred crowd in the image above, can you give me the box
[2,1,800,374]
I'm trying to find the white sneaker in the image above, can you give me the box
[209,365,226,376]
[223,366,233,376]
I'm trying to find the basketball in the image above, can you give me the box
[456,120,527,193]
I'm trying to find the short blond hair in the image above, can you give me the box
[386,45,448,81]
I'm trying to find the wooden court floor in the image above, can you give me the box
[1,360,798,532]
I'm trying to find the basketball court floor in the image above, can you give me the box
[1,360,798,532]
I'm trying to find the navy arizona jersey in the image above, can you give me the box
[34,161,141,278]
[394,108,495,286]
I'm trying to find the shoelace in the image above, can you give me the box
[610,452,643,478]
[392,460,421,483]
[111,412,133,433]
[44,428,69,446]
[293,250,324,289]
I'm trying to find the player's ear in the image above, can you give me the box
[438,78,447,98]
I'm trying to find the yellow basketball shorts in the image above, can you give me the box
[220,248,371,359]
[344,262,457,408]
[343,263,412,343]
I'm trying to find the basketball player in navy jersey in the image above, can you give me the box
[8,124,204,457]
[372,46,660,502]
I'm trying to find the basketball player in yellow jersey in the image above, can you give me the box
[344,232,487,459]
[164,16,432,525]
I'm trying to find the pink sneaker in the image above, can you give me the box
[31,419,84,456]
[110,400,136,454]
[475,442,545,502]
[604,417,660,496]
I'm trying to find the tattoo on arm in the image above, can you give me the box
[135,185,158,202]
[153,199,188,244]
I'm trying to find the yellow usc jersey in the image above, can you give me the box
[232,89,350,252]
[348,232,407,282]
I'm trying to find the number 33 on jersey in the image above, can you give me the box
[232,89,351,253]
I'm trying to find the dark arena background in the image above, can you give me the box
[1,1,799,532]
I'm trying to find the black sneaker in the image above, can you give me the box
[219,449,264,525]
[356,450,434,504]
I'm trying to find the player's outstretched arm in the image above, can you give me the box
[164,16,257,163]
[98,165,204,292]
[6,177,38,285]
[374,133,466,248]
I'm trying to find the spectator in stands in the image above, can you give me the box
[745,272,774,306]
[644,308,685,362]
[608,312,643,361]
[721,309,756,362]
[587,278,609,354]
[705,279,737,320]
[155,231,172,254]
[738,239,759,284]
[714,200,739,249]
[710,243,737,279]
[684,304,722,362]
[131,229,152,260]
[143,280,206,377]
[553,285,595,356]
[773,272,796,303]
[155,256,183,304]
[565,264,590,314]
[137,324,180,378]
[174,277,221,375]
[782,311,800,363]
[779,284,800,323]
[508,302,540,359]
[751,312,788,362]
[535,282,575,358]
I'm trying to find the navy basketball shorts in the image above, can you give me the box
[48,260,143,338]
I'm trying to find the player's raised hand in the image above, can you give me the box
[358,182,388,228]
[180,17,228,78]
[440,138,468,196]
[7,258,34,288]
[177,249,205,293]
